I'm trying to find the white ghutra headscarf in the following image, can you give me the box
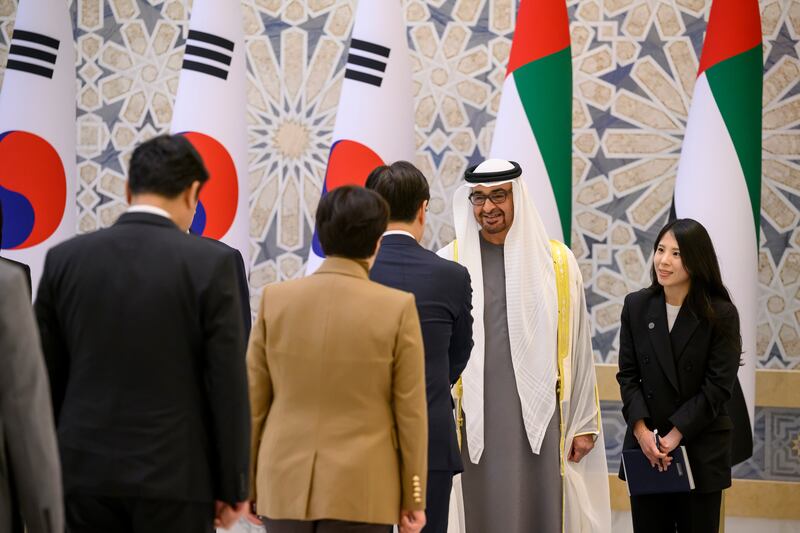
[439,159,559,463]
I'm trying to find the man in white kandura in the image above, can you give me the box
[439,159,610,533]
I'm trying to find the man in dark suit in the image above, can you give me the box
[0,262,63,533]
[35,135,250,533]
[367,162,473,533]
[0,201,33,296]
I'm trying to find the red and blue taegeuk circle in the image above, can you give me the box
[180,132,238,239]
[0,131,67,250]
[311,139,385,256]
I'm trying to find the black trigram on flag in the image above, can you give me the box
[5,29,60,79]
[182,30,234,81]
[344,38,391,88]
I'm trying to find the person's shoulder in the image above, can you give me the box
[624,286,658,308]
[45,228,108,260]
[421,245,468,274]
[178,233,238,260]
[710,296,738,319]
[0,259,25,286]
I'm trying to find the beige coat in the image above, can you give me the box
[248,257,428,525]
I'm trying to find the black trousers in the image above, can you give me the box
[630,490,722,533]
[421,471,454,533]
[263,518,392,533]
[65,494,214,533]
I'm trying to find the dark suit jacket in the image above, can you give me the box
[370,233,473,472]
[616,287,742,492]
[34,212,250,504]
[0,257,31,297]
[203,236,252,338]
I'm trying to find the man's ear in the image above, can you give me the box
[125,183,132,204]
[187,181,202,206]
[417,200,427,225]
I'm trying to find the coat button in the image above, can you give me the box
[647,392,654,399]
[648,322,655,329]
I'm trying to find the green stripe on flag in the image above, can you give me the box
[706,45,763,239]
[513,47,572,245]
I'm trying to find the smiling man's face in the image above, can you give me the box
[470,183,514,244]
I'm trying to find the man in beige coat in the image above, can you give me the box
[247,186,428,533]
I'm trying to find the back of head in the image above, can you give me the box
[316,186,389,259]
[128,134,209,198]
[365,161,430,223]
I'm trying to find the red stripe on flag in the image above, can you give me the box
[698,0,761,75]
[507,0,570,76]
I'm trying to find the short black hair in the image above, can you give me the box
[128,134,209,198]
[365,161,430,223]
[316,186,388,259]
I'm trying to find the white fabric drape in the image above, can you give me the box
[438,177,558,461]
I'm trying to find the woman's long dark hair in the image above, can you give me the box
[649,218,733,322]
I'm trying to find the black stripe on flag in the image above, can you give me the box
[9,44,57,64]
[12,29,60,50]
[182,59,228,80]
[350,38,390,58]
[185,45,232,66]
[347,53,386,73]
[5,29,60,79]
[188,30,234,51]
[5,59,53,79]
[344,69,382,87]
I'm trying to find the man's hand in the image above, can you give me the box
[567,434,595,463]
[243,501,264,526]
[399,509,426,533]
[633,420,671,471]
[658,427,683,455]
[214,500,247,530]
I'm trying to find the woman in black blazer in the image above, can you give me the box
[617,219,742,532]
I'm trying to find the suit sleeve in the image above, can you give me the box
[34,251,69,420]
[669,304,741,441]
[246,289,272,501]
[232,249,252,339]
[202,251,251,504]
[392,295,428,511]
[616,294,650,431]
[1,269,64,533]
[448,268,473,384]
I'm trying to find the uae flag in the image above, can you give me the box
[489,0,572,244]
[305,0,414,274]
[674,0,762,417]
[0,0,76,294]
[171,0,249,265]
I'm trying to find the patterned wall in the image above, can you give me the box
[0,0,797,481]
[1,0,797,369]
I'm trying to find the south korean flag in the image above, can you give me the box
[305,0,415,274]
[0,0,76,294]
[171,0,249,267]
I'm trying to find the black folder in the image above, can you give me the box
[621,446,695,496]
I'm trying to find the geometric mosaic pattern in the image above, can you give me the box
[602,401,800,482]
[0,0,799,370]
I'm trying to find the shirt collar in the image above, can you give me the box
[382,230,416,240]
[127,204,172,220]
